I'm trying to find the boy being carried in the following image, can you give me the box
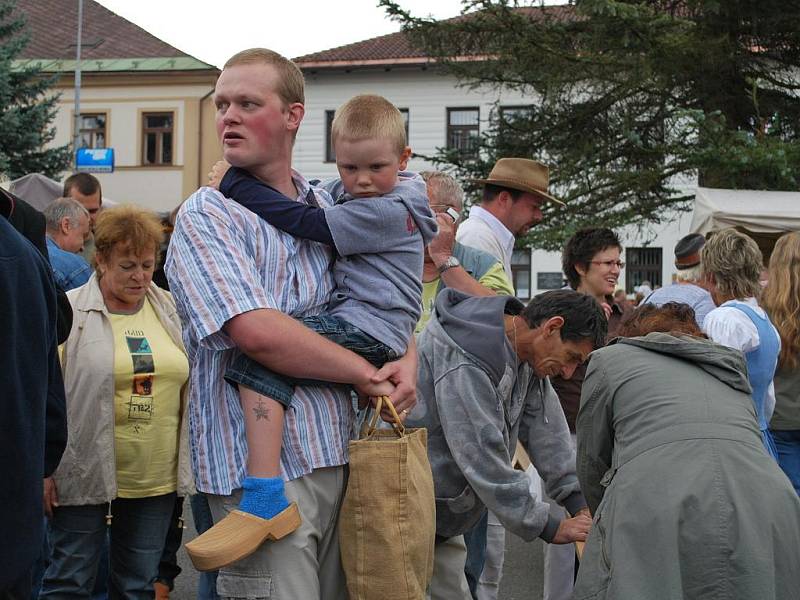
[186,94,437,570]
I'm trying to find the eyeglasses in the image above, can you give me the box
[590,260,625,269]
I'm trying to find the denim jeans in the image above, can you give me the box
[772,429,800,495]
[41,493,176,600]
[189,494,219,600]
[462,510,488,599]
[29,519,48,600]
[156,496,184,590]
[224,314,397,407]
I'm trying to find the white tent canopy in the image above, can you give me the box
[690,187,800,235]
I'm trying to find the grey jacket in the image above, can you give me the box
[323,173,438,354]
[54,275,193,505]
[575,333,800,599]
[408,289,586,542]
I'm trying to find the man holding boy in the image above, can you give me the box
[185,94,436,571]
[166,49,416,598]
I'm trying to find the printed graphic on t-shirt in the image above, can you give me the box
[125,328,154,425]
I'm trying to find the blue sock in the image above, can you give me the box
[238,476,290,520]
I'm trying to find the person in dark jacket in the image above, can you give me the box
[0,203,68,599]
[1,188,73,344]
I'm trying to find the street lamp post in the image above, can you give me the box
[72,0,83,165]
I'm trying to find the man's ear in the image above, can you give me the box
[544,315,565,337]
[59,216,71,235]
[399,146,412,170]
[574,262,588,278]
[497,190,514,208]
[286,102,305,132]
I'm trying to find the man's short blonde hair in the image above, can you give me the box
[331,95,407,155]
[223,48,305,106]
[701,228,763,299]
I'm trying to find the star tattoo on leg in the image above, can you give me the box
[253,398,271,421]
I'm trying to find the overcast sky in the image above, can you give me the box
[94,0,562,67]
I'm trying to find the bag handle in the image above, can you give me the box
[365,396,405,438]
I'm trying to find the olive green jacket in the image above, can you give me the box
[575,333,800,600]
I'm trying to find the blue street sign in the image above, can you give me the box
[76,148,114,173]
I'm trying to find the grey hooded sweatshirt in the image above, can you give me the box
[408,289,587,542]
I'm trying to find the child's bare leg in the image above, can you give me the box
[241,386,284,477]
[237,385,291,520]
[184,382,299,572]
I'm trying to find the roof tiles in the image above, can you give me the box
[14,0,201,62]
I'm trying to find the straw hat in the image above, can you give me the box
[472,158,564,206]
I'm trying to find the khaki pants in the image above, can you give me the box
[427,536,472,600]
[207,466,348,600]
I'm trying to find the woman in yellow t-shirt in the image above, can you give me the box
[42,205,192,599]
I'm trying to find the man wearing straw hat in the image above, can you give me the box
[457,158,563,279]
[457,158,563,600]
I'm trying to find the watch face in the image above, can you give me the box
[439,256,460,273]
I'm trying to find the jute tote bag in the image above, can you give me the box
[339,396,436,600]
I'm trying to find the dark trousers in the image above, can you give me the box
[1,570,32,600]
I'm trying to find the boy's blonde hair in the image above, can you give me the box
[331,95,407,155]
[223,48,305,106]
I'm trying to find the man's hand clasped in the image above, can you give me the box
[551,511,593,544]
[354,350,418,424]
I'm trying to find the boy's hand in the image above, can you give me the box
[208,160,231,190]
[354,377,395,402]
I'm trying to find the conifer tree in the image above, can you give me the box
[382,0,800,249]
[0,0,71,180]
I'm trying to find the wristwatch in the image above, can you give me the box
[437,255,461,274]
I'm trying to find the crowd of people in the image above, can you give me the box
[2,45,799,600]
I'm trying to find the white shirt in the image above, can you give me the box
[703,297,780,420]
[456,205,515,279]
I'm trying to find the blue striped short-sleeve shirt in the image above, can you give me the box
[165,172,354,494]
